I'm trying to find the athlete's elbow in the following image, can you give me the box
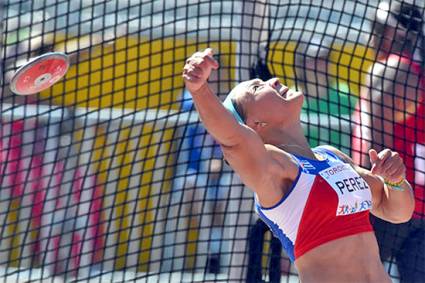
[386,207,414,224]
[218,134,246,149]
[387,215,412,224]
[399,195,416,223]
[378,203,413,224]
[401,199,416,222]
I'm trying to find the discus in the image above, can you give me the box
[9,52,69,95]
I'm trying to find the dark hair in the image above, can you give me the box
[372,1,424,59]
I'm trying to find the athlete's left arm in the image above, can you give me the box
[322,145,415,223]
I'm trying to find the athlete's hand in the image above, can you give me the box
[182,48,219,93]
[369,149,406,183]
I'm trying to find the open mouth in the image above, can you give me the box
[278,84,289,98]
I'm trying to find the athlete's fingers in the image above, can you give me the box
[381,149,397,166]
[383,160,401,177]
[182,73,202,84]
[369,149,379,174]
[369,149,379,164]
[184,54,218,78]
[183,48,219,93]
[202,48,219,69]
[383,153,404,179]
[370,149,392,175]
[204,48,214,56]
[186,49,219,69]
[378,149,392,163]
[388,166,406,182]
[183,64,209,83]
[182,65,202,78]
[183,65,203,78]
[186,51,204,62]
[382,151,401,169]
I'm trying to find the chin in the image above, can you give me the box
[291,93,304,118]
[290,91,304,108]
[278,98,304,123]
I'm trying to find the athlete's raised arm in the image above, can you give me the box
[182,48,277,192]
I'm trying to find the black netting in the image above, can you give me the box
[1,0,424,282]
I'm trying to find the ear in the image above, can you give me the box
[251,120,267,132]
[246,111,267,130]
[246,117,258,131]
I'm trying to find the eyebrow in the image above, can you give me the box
[247,79,263,95]
[249,79,263,86]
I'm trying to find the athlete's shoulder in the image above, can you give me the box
[315,145,354,165]
[264,143,298,164]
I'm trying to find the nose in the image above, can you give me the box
[268,77,280,88]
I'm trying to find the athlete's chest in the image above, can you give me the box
[296,150,372,216]
[315,162,372,215]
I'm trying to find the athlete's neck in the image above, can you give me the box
[263,122,316,160]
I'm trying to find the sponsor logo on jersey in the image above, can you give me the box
[300,160,316,173]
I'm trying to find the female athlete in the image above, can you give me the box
[182,48,414,282]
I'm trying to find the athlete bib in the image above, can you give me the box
[319,164,372,216]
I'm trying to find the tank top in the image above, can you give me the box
[255,146,373,262]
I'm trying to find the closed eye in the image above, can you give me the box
[249,79,263,94]
[251,83,263,94]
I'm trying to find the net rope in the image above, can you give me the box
[1,0,424,282]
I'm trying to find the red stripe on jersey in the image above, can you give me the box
[294,175,373,259]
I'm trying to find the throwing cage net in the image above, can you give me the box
[1,0,424,282]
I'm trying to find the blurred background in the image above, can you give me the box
[1,0,424,282]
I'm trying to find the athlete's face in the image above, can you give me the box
[234,78,304,126]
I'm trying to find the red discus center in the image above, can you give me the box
[14,58,68,95]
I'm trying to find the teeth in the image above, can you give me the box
[279,85,287,97]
